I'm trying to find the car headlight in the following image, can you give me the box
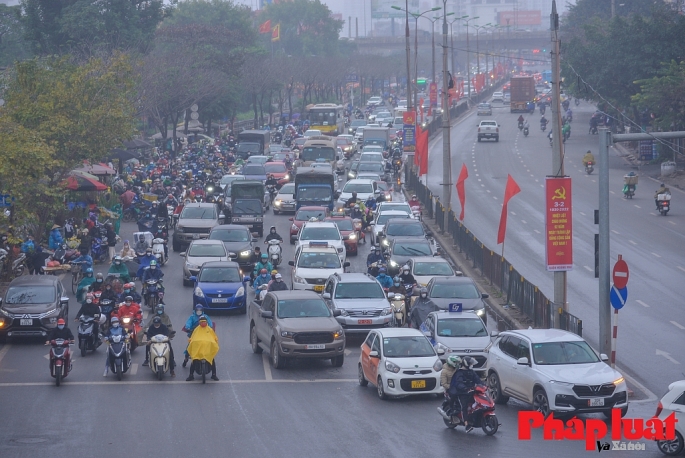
[385,360,400,373]
[348,172,355,178]
[337,247,343,253]
[186,262,200,270]
[284,174,290,180]
[337,309,349,316]
[235,286,245,297]
[436,342,451,353]
[381,307,392,316]
[294,276,307,284]
[0,308,9,317]
[476,309,485,316]
[281,331,295,338]
[348,233,356,240]
[389,260,398,267]
[433,359,443,372]
[382,239,389,246]
[274,200,282,206]
[613,377,625,386]
[549,380,574,387]
[194,287,204,298]
[291,224,298,231]
[240,250,251,257]
[333,327,344,339]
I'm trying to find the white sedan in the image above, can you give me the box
[272,183,296,214]
[359,328,444,399]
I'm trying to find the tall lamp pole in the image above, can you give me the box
[462,16,479,98]
[440,0,451,231]
[429,14,454,94]
[411,7,441,113]
[391,3,413,112]
[448,16,467,77]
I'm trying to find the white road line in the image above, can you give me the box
[533,229,541,234]
[669,221,676,226]
[629,240,637,245]
[130,363,138,375]
[511,211,516,216]
[521,219,527,224]
[678,266,685,273]
[583,266,593,272]
[481,184,485,187]
[651,252,662,258]
[656,349,680,365]
[0,345,12,366]
[486,189,491,193]
[344,349,351,356]
[611,229,620,235]
[579,211,586,216]
[262,353,273,381]
[535,179,539,182]
[540,185,544,188]
[634,205,641,209]
[609,190,614,193]
[636,300,650,308]
[671,321,685,330]
[478,178,482,181]
[0,378,361,387]
[493,196,497,200]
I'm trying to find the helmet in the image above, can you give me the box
[260,268,267,275]
[378,267,386,274]
[261,253,268,260]
[402,265,409,273]
[150,260,157,268]
[85,293,94,302]
[270,226,276,233]
[419,287,428,298]
[152,316,162,324]
[271,269,278,275]
[275,273,282,280]
[113,255,121,263]
[661,183,666,187]
[57,318,66,326]
[124,295,133,301]
[461,356,477,369]
[110,316,119,323]
[587,150,592,155]
[155,304,165,315]
[354,204,360,209]
[393,276,400,285]
[412,195,417,199]
[85,267,93,275]
[96,272,103,280]
[194,304,204,311]
[446,355,461,368]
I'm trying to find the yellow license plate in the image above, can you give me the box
[411,380,426,389]
[313,285,324,292]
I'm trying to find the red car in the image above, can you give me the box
[264,161,291,187]
[289,206,329,244]
[325,215,358,255]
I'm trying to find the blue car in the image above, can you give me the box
[191,261,250,313]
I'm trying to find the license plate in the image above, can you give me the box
[20,319,32,326]
[192,234,199,239]
[357,319,372,325]
[212,298,228,303]
[589,398,605,407]
[313,285,324,292]
[306,344,325,350]
[411,380,426,389]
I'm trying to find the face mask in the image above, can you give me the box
[199,322,208,328]
[146,252,152,256]
[125,302,131,306]
[420,294,427,299]
[276,278,282,282]
[115,261,121,265]
[96,279,102,283]
[112,323,119,328]
[150,266,156,270]
[157,310,163,315]
[86,299,92,304]
[394,283,399,287]
[124,289,130,294]
[261,274,266,278]
[57,325,64,330]
[196,310,202,316]
[271,230,275,234]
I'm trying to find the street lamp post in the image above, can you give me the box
[440,0,451,231]
[391,3,413,112]
[473,23,491,91]
[429,14,454,98]
[462,16,479,98]
[411,7,441,113]
[448,16,467,77]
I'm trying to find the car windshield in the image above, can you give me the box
[242,165,265,175]
[181,207,217,220]
[343,183,373,193]
[382,336,435,358]
[351,120,366,127]
[358,163,383,172]
[271,153,288,161]
[5,286,56,304]
[232,200,262,215]
[532,341,600,365]
[376,182,390,192]
[264,163,286,173]
[376,214,409,225]
[298,186,332,201]
[328,219,353,231]
[393,242,432,256]
[279,183,295,194]
[277,299,331,318]
[301,146,335,162]
[413,262,453,276]
[300,227,340,241]
[188,244,226,257]
[386,222,424,236]
[210,229,250,243]
[198,267,241,283]
[379,204,410,214]
[237,143,260,154]
[430,283,480,299]
[221,176,243,185]
[437,318,488,337]
[296,210,326,221]
[297,252,341,268]
[335,282,385,299]
[336,139,352,146]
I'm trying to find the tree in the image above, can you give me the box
[633,61,685,131]
[0,4,31,66]
[260,0,344,57]
[562,0,660,38]
[0,53,138,238]
[20,0,169,55]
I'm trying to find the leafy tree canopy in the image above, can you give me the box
[0,4,31,66]
[633,60,685,131]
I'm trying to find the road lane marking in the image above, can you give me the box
[636,300,650,308]
[510,211,516,216]
[486,189,491,193]
[533,229,541,234]
[609,190,614,193]
[651,252,661,258]
[629,240,637,245]
[669,221,676,225]
[0,378,361,387]
[262,353,272,381]
[535,179,539,182]
[634,205,641,209]
[678,266,685,273]
[579,211,586,216]
[0,345,12,366]
[344,349,351,356]
[656,349,680,364]
[130,364,138,375]
[583,266,593,272]
[611,230,620,234]
[671,321,685,330]
[493,196,497,200]
[521,220,527,224]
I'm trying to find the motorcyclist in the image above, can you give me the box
[137,211,156,234]
[76,267,96,302]
[409,287,439,329]
[347,192,359,206]
[186,316,219,381]
[388,277,407,296]
[142,316,175,377]
[90,272,106,292]
[376,267,393,289]
[589,115,599,133]
[582,150,595,167]
[655,183,671,209]
[99,283,118,309]
[562,121,571,141]
[136,247,156,279]
[264,226,283,243]
[408,195,420,208]
[119,240,135,258]
[134,234,149,254]
[181,305,214,367]
[441,355,461,391]
[114,296,143,323]
[284,154,293,170]
[253,253,273,277]
[350,204,363,221]
[141,259,164,306]
[449,356,485,432]
[117,283,142,305]
[265,174,278,189]
[398,265,416,287]
[540,115,548,130]
[253,268,271,292]
[366,247,384,272]
[523,119,529,132]
[102,316,129,376]
[75,293,101,337]
[622,171,637,197]
[517,115,524,129]
[107,255,131,283]
[365,195,377,212]
[268,273,289,292]
[71,248,94,271]
[45,318,75,345]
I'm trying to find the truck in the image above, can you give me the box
[294,167,336,211]
[362,126,391,151]
[230,198,264,237]
[236,130,270,159]
[226,180,268,217]
[509,76,536,113]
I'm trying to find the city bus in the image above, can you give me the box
[297,136,338,170]
[304,103,345,136]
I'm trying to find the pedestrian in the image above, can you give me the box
[106,223,117,261]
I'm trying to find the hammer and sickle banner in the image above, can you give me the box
[545,177,573,271]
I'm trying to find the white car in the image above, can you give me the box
[655,380,685,455]
[359,151,384,163]
[375,112,393,126]
[304,129,322,137]
[359,328,444,399]
[491,91,504,103]
[376,202,414,218]
[295,221,346,263]
[486,329,629,418]
[370,210,411,246]
[367,96,382,107]
[405,256,458,287]
[393,116,403,127]
[182,240,229,286]
[337,179,377,207]
[289,243,349,292]
[272,182,296,214]
[354,127,365,143]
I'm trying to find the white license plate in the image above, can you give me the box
[20,319,32,326]
[192,234,200,239]
[212,298,228,303]
[306,344,325,350]
[588,398,605,407]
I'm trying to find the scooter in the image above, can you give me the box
[266,185,277,205]
[352,219,366,244]
[657,194,671,216]
[144,279,164,310]
[105,334,131,381]
[388,292,406,327]
[77,314,101,357]
[0,250,26,278]
[410,205,422,221]
[585,161,594,175]
[119,314,140,352]
[623,185,636,199]
[193,358,213,384]
[256,284,268,301]
[518,121,523,131]
[438,385,499,435]
[523,126,529,137]
[403,283,417,309]
[267,239,282,267]
[540,122,547,132]
[49,338,72,386]
[152,238,166,265]
[147,334,171,380]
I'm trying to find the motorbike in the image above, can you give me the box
[77,314,101,357]
[119,314,140,352]
[575,98,580,106]
[540,121,547,132]
[548,132,553,147]
[147,334,172,380]
[410,205,422,221]
[403,283,417,309]
[49,338,72,386]
[91,237,108,263]
[266,185,277,205]
[523,126,529,137]
[193,358,213,384]
[585,161,594,175]
[388,292,406,327]
[518,121,523,131]
[657,194,671,216]
[106,334,131,381]
[144,279,165,310]
[352,219,365,244]
[267,239,282,267]
[394,175,402,193]
[367,260,387,278]
[392,158,402,175]
[152,238,166,265]
[99,298,114,331]
[0,249,26,278]
[438,385,499,435]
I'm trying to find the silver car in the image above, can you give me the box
[182,239,229,286]
[323,273,392,334]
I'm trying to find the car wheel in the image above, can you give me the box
[495,137,499,142]
[271,339,286,369]
[331,354,344,367]
[377,376,387,400]
[240,305,247,315]
[658,431,685,456]
[172,241,181,252]
[477,137,482,142]
[182,278,192,287]
[273,209,279,215]
[358,363,368,386]
[488,372,510,404]
[533,388,551,417]
[250,324,262,354]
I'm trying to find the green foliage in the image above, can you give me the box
[0,4,31,66]
[261,0,344,57]
[562,0,659,37]
[633,61,685,130]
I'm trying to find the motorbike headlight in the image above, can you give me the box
[284,174,290,180]
[240,250,251,257]
[347,233,356,240]
[194,287,204,298]
[281,331,295,339]
[476,308,485,316]
[122,317,131,324]
[382,239,389,246]
[294,276,307,284]
[385,360,400,373]
[433,359,443,372]
[274,200,282,206]
[207,187,214,193]
[389,260,398,267]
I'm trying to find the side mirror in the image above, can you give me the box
[179,252,186,257]
[426,231,433,237]
[517,357,530,366]
[437,348,445,356]
[252,238,258,242]
[260,310,273,319]
[600,353,609,362]
[322,292,331,299]
[343,262,350,268]
[60,297,69,303]
[490,330,499,337]
[333,309,342,317]
[288,217,294,221]
[243,276,250,283]
[369,351,380,358]
[288,260,295,266]
[481,293,489,299]
[189,276,197,282]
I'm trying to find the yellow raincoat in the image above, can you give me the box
[187,325,219,363]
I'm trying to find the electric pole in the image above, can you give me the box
[441,0,451,230]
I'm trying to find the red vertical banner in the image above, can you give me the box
[429,82,438,107]
[416,127,428,176]
[497,175,521,244]
[545,177,573,271]
[456,164,469,221]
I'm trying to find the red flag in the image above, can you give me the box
[271,23,280,42]
[259,20,272,33]
[497,174,521,244]
[456,164,468,221]
[417,127,428,176]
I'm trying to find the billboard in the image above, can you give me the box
[545,177,573,272]
[402,111,416,150]
[497,10,542,26]
[371,0,419,19]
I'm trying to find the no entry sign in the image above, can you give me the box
[612,257,629,289]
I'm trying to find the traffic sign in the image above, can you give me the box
[610,285,628,310]
[612,257,629,289]
[0,195,13,208]
[345,74,358,83]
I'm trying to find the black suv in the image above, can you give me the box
[209,225,258,272]
[379,219,432,252]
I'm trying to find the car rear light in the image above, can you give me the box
[478,128,481,132]
[655,401,663,417]
[496,128,499,132]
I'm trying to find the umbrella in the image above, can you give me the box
[122,139,152,149]
[63,174,108,191]
[73,163,116,176]
[109,148,141,162]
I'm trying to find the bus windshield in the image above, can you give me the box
[308,110,337,126]
[301,146,336,162]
